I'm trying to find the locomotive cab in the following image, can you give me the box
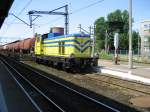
[34,34,43,55]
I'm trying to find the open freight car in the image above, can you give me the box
[19,37,35,54]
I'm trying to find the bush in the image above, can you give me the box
[99,50,113,60]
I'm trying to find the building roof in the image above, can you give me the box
[141,19,150,23]
[0,0,14,28]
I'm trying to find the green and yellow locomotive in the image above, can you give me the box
[34,28,98,70]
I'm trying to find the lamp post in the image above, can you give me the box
[128,0,133,69]
[105,30,108,53]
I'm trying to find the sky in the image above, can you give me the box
[0,0,150,44]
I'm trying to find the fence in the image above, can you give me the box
[109,50,140,56]
[100,49,150,63]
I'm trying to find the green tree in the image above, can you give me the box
[132,31,140,51]
[95,9,131,51]
[94,17,106,51]
[95,9,140,52]
[107,9,123,22]
[107,10,130,50]
[122,10,129,33]
[119,33,129,50]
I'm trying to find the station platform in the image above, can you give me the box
[0,60,38,112]
[98,59,150,85]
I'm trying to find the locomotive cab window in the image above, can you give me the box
[36,37,40,42]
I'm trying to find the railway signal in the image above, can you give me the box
[114,33,119,65]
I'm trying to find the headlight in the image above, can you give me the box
[70,53,75,58]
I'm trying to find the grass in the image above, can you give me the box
[99,51,150,64]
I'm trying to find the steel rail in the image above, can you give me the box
[91,67,150,95]
[1,60,43,112]
[0,57,65,112]
[86,75,150,95]
[94,66,150,86]
[18,60,120,112]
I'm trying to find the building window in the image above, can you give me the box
[144,24,148,29]
[144,37,148,42]
[144,24,150,31]
[144,47,149,52]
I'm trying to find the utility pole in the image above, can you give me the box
[89,26,95,57]
[65,5,69,34]
[137,31,140,56]
[32,24,35,37]
[93,25,96,57]
[89,26,92,35]
[89,26,93,57]
[78,24,82,33]
[128,0,133,69]
[105,30,108,53]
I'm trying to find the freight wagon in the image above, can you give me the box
[19,37,35,53]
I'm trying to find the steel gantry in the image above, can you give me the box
[28,5,69,34]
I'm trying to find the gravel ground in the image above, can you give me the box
[22,61,150,112]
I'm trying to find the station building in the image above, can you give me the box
[139,20,150,55]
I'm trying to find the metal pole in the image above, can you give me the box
[33,24,35,37]
[93,25,96,57]
[79,24,82,33]
[138,32,140,56]
[65,5,69,35]
[89,26,94,57]
[105,30,108,53]
[29,14,32,28]
[128,0,133,68]
[89,26,92,35]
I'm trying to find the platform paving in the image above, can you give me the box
[0,60,38,112]
[98,59,150,85]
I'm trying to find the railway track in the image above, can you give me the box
[1,58,65,112]
[85,73,150,96]
[0,55,121,112]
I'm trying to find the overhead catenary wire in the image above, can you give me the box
[1,0,33,36]
[37,17,63,27]
[70,0,105,15]
[9,0,33,24]
[1,0,105,43]
[17,0,33,16]
[0,0,33,45]
[39,0,105,27]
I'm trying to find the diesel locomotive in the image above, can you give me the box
[34,27,98,69]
